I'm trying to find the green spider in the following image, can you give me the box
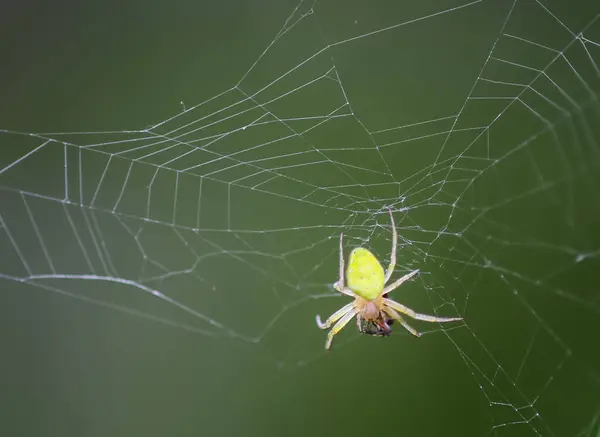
[316,209,462,350]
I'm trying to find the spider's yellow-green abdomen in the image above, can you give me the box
[346,247,385,301]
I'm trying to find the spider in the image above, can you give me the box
[316,209,462,350]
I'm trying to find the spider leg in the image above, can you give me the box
[324,308,359,350]
[383,306,421,337]
[333,232,345,293]
[384,208,397,283]
[382,269,420,295]
[337,286,356,298]
[384,298,462,323]
[356,313,362,331]
[316,302,355,329]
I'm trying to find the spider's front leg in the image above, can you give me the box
[333,232,345,293]
[384,208,397,283]
[332,232,355,298]
[324,308,359,350]
[382,269,419,295]
[316,302,355,329]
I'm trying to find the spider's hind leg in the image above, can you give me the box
[383,307,421,337]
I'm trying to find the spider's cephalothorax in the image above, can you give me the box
[316,209,462,350]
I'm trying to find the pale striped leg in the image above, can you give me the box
[332,232,354,297]
[384,208,397,283]
[316,302,355,329]
[333,232,346,293]
[383,306,421,337]
[337,287,356,298]
[324,308,359,350]
[384,298,462,323]
[382,269,420,295]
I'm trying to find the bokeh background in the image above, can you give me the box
[1,1,599,436]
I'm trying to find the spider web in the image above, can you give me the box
[1,0,600,436]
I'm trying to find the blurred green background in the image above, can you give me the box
[1,1,599,436]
